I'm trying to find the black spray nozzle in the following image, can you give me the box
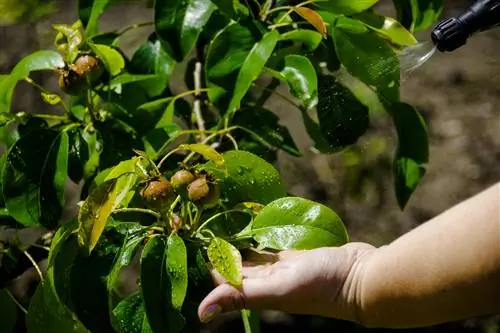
[431,0,500,52]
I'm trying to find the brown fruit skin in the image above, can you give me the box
[201,183,221,209]
[140,176,175,210]
[187,177,210,202]
[170,170,195,191]
[58,70,86,96]
[72,55,104,84]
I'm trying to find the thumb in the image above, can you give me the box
[198,278,280,323]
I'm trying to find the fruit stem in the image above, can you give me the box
[24,77,70,116]
[112,208,161,219]
[193,60,206,140]
[4,288,28,315]
[117,21,154,36]
[23,250,44,282]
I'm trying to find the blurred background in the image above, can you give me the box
[0,0,499,332]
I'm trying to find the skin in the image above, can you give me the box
[198,182,500,328]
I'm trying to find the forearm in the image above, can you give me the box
[355,182,500,328]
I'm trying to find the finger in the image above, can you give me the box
[198,278,282,323]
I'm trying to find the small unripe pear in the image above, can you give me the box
[187,177,210,202]
[171,170,195,190]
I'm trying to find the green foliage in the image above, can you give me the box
[0,0,439,331]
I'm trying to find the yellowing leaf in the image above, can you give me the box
[294,7,327,36]
[207,237,242,286]
[77,173,136,254]
[178,144,225,169]
[41,92,62,105]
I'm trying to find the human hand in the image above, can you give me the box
[197,242,375,324]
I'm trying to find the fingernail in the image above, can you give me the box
[200,304,222,323]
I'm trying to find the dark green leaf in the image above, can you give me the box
[207,237,243,286]
[0,51,64,113]
[2,129,68,228]
[352,12,417,46]
[232,107,301,156]
[333,16,400,101]
[315,0,379,15]
[252,197,349,250]
[68,128,101,182]
[155,0,215,61]
[227,29,280,114]
[0,289,17,333]
[143,123,181,160]
[26,282,89,333]
[200,150,287,207]
[392,102,429,209]
[79,0,111,37]
[113,291,153,333]
[393,0,443,32]
[205,22,261,113]
[130,35,176,97]
[78,173,138,254]
[317,75,369,149]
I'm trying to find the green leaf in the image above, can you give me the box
[113,291,153,333]
[143,123,182,160]
[130,35,176,97]
[200,150,287,207]
[205,22,261,112]
[178,143,225,169]
[68,128,101,182]
[0,51,64,113]
[252,197,349,250]
[79,0,111,37]
[165,233,188,311]
[207,237,243,286]
[110,74,162,87]
[140,236,185,333]
[2,129,68,228]
[268,54,318,110]
[228,29,280,114]
[26,281,89,333]
[155,0,215,61]
[0,289,17,333]
[352,12,417,46]
[392,102,429,209]
[78,173,137,254]
[232,107,301,156]
[333,16,400,101]
[315,0,379,15]
[281,29,323,52]
[393,0,443,32]
[317,75,369,149]
[108,227,146,318]
[88,43,125,76]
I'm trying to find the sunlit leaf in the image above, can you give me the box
[294,6,327,36]
[207,237,242,286]
[315,0,379,15]
[178,144,225,169]
[79,0,111,37]
[78,173,137,254]
[165,233,188,311]
[352,12,418,46]
[252,197,348,250]
[281,29,323,51]
[88,43,125,76]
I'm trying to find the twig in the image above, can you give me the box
[112,208,161,219]
[23,250,44,282]
[117,21,154,36]
[4,288,28,314]
[193,61,206,140]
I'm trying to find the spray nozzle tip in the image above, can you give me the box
[431,17,469,52]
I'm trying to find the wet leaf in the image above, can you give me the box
[2,129,68,228]
[165,233,188,311]
[352,12,417,46]
[252,197,349,250]
[155,0,215,61]
[207,237,243,286]
[294,7,327,36]
[113,291,153,333]
[78,173,137,254]
[333,16,400,102]
[317,75,369,149]
[393,0,443,32]
[281,29,323,51]
[392,102,429,209]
